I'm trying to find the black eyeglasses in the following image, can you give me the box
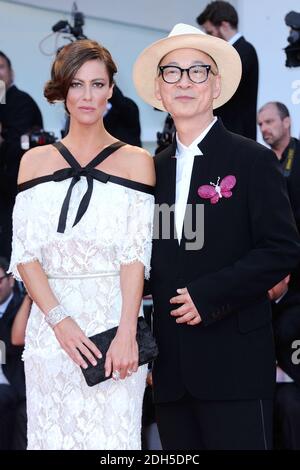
[158,64,216,84]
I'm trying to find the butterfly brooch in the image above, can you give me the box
[198,175,236,204]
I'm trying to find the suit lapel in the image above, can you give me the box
[186,119,228,205]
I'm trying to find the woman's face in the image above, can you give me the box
[66,59,113,125]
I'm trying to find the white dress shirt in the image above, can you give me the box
[0,292,13,385]
[0,293,13,318]
[175,117,217,242]
[228,32,243,46]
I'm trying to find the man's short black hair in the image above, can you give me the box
[0,256,9,274]
[258,102,290,121]
[197,1,238,29]
[0,51,12,70]
[274,102,290,120]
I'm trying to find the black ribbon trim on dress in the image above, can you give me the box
[52,167,110,233]
[17,141,155,234]
[52,141,125,233]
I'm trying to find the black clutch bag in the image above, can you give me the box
[80,316,158,386]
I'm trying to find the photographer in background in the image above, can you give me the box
[258,101,300,449]
[0,51,43,259]
[258,102,300,234]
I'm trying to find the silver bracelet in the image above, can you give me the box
[45,305,70,328]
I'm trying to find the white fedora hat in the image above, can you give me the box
[133,23,242,111]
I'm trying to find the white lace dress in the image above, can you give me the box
[9,173,154,450]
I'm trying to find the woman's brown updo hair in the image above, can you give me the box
[44,39,117,104]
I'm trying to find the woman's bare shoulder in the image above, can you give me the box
[18,145,58,184]
[120,145,156,187]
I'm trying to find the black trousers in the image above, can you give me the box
[274,383,300,449]
[156,393,273,450]
[0,384,15,450]
[0,386,27,450]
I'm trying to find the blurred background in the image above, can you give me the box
[0,0,299,149]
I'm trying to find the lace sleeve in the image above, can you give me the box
[119,190,154,280]
[8,191,43,281]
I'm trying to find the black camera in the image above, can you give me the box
[52,2,86,41]
[20,129,56,150]
[285,11,300,67]
[155,114,175,154]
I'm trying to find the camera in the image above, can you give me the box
[284,11,300,67]
[21,129,56,150]
[155,114,175,154]
[52,2,86,41]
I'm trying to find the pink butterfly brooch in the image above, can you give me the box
[198,175,236,204]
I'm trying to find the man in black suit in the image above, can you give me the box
[258,101,300,449]
[133,23,300,449]
[104,85,142,147]
[197,1,259,140]
[0,51,43,259]
[258,102,300,235]
[0,257,26,449]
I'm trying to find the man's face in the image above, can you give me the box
[155,48,221,121]
[0,56,13,89]
[201,20,224,39]
[257,104,290,148]
[0,267,14,305]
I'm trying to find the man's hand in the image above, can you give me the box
[268,274,290,302]
[146,371,153,387]
[170,288,201,325]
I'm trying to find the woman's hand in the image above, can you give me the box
[53,317,102,369]
[105,328,138,380]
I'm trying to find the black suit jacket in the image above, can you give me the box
[282,139,300,241]
[104,86,141,147]
[273,290,300,388]
[215,37,258,140]
[0,84,43,202]
[0,85,43,258]
[150,119,300,403]
[0,290,25,400]
[272,138,300,386]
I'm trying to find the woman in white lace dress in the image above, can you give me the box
[8,40,155,450]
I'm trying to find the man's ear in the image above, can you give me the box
[283,116,291,131]
[9,68,14,86]
[213,74,221,100]
[219,20,231,37]
[8,275,15,290]
[154,77,162,102]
